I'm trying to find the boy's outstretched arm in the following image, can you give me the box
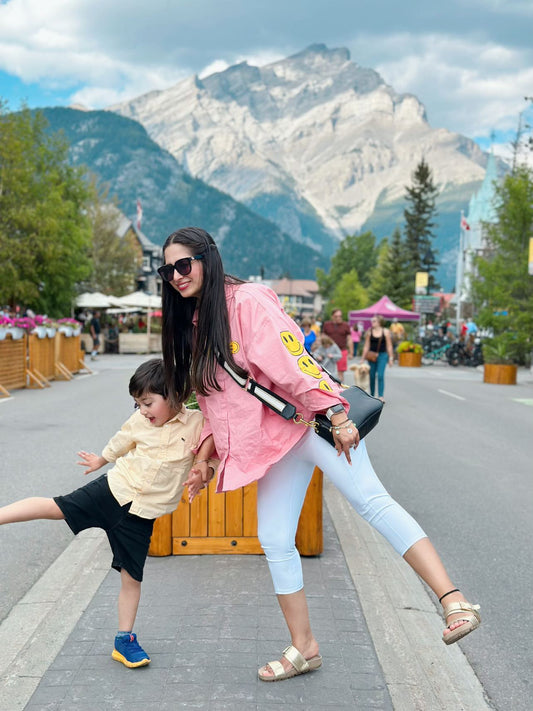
[77,451,108,475]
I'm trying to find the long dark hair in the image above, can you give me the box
[160,227,247,407]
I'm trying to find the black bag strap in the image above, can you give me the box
[219,358,297,420]
[218,354,347,422]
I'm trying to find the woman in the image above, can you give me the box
[361,315,394,402]
[159,227,480,681]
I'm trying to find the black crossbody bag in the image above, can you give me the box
[219,358,383,444]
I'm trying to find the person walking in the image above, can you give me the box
[158,227,481,682]
[361,315,394,402]
[322,309,353,382]
[300,317,317,353]
[0,359,209,669]
[90,310,102,360]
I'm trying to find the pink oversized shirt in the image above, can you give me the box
[196,283,348,492]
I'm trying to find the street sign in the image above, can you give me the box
[413,295,440,313]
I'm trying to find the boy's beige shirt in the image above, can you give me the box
[102,406,204,519]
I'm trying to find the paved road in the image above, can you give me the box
[1,356,532,710]
[370,363,533,711]
[0,355,148,623]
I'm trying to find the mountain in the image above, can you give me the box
[40,107,325,280]
[112,43,501,289]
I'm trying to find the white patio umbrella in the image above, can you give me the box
[115,291,161,309]
[76,292,118,309]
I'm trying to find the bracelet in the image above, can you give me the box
[333,421,355,436]
[330,417,350,427]
[194,459,210,465]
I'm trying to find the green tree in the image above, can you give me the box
[327,269,368,319]
[316,230,379,299]
[367,227,413,308]
[403,158,439,289]
[0,103,92,315]
[471,166,533,364]
[84,181,140,296]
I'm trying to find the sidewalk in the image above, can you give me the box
[0,357,495,710]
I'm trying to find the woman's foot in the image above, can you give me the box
[258,641,321,680]
[440,590,481,644]
[378,396,385,403]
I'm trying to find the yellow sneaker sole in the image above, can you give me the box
[111,649,151,668]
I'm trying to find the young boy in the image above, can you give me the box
[0,359,214,668]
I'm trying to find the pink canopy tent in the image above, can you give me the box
[349,295,420,328]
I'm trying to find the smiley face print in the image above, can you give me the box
[297,355,322,379]
[229,341,240,355]
[280,330,304,356]
[318,380,334,392]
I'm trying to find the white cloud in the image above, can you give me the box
[350,32,533,140]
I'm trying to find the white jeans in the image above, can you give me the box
[256,428,427,594]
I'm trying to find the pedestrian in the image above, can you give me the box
[90,310,102,360]
[350,322,362,357]
[311,334,341,377]
[158,227,481,682]
[322,308,353,382]
[0,359,210,669]
[361,315,394,402]
[300,317,317,353]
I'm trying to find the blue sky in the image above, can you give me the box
[1,0,532,161]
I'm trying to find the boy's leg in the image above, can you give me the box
[0,497,64,525]
[112,569,150,668]
[118,568,141,631]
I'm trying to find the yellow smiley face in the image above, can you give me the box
[318,380,333,392]
[297,355,322,379]
[280,330,304,356]
[229,341,240,354]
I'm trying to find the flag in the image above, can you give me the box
[460,215,470,231]
[136,198,143,230]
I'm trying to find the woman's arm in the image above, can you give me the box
[360,330,370,361]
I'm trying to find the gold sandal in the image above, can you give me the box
[258,644,322,682]
[442,600,481,645]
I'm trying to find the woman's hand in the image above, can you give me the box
[77,451,107,475]
[330,413,360,465]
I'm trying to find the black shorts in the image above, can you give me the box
[54,474,154,582]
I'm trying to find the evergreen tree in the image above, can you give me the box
[0,103,92,315]
[403,158,439,290]
[367,228,413,308]
[316,230,379,299]
[471,166,533,364]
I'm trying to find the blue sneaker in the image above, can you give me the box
[112,633,151,668]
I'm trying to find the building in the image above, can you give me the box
[455,152,500,321]
[115,213,162,296]
[269,279,323,316]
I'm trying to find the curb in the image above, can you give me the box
[324,480,492,711]
[0,529,111,711]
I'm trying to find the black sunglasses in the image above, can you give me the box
[157,255,204,282]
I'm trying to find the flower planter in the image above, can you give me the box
[32,326,48,339]
[483,363,517,385]
[398,351,422,367]
[0,330,7,341]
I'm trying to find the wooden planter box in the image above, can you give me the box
[149,467,323,557]
[483,363,517,385]
[55,334,84,379]
[0,333,27,396]
[28,332,56,384]
[398,351,422,367]
[119,332,162,354]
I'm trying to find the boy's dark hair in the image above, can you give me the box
[129,358,168,400]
